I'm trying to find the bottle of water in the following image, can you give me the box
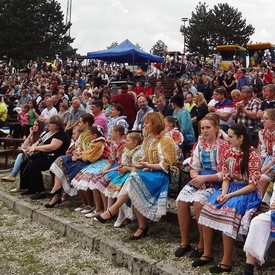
[271,211,275,238]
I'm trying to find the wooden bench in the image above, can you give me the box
[0,148,14,168]
[0,137,25,158]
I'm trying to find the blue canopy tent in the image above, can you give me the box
[87,39,164,64]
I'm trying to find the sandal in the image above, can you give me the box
[189,246,204,258]
[209,264,232,273]
[175,244,191,257]
[192,255,213,267]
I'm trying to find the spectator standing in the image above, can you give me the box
[112,84,137,129]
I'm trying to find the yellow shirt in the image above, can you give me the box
[0,102,7,122]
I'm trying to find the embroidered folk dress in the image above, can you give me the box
[258,128,275,182]
[199,147,261,239]
[49,131,90,196]
[95,139,126,192]
[243,183,275,265]
[118,135,177,222]
[164,127,184,159]
[69,137,109,192]
[103,145,142,198]
[177,137,230,205]
[73,139,126,192]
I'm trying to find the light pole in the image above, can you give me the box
[181,17,188,55]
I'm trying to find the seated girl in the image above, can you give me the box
[257,109,275,199]
[175,115,230,258]
[72,124,126,217]
[2,119,45,185]
[242,183,275,275]
[95,112,177,240]
[45,126,109,209]
[47,114,94,209]
[101,132,142,227]
[194,124,261,274]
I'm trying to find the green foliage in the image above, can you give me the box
[0,0,76,64]
[151,40,168,56]
[135,43,144,50]
[183,2,255,57]
[107,41,118,49]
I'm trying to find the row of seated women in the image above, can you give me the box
[4,110,275,275]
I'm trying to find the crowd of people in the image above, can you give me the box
[0,57,275,274]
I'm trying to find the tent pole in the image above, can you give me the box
[132,55,134,82]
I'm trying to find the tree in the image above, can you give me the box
[183,2,255,57]
[151,40,168,56]
[135,43,144,50]
[0,0,75,65]
[107,41,118,49]
[183,2,213,57]
[211,3,254,46]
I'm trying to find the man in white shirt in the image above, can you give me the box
[39,97,57,124]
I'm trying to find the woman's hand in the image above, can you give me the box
[217,193,231,204]
[189,175,205,188]
[28,144,37,155]
[72,155,77,161]
[270,201,275,210]
[119,165,128,174]
[139,161,150,168]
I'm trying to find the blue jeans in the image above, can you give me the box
[11,153,24,177]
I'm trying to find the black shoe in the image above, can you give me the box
[47,188,62,198]
[129,226,148,240]
[192,256,214,267]
[21,189,35,195]
[174,244,191,257]
[31,192,47,200]
[209,264,232,273]
[45,198,62,208]
[189,246,204,258]
[94,210,114,223]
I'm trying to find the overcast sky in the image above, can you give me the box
[57,0,274,55]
